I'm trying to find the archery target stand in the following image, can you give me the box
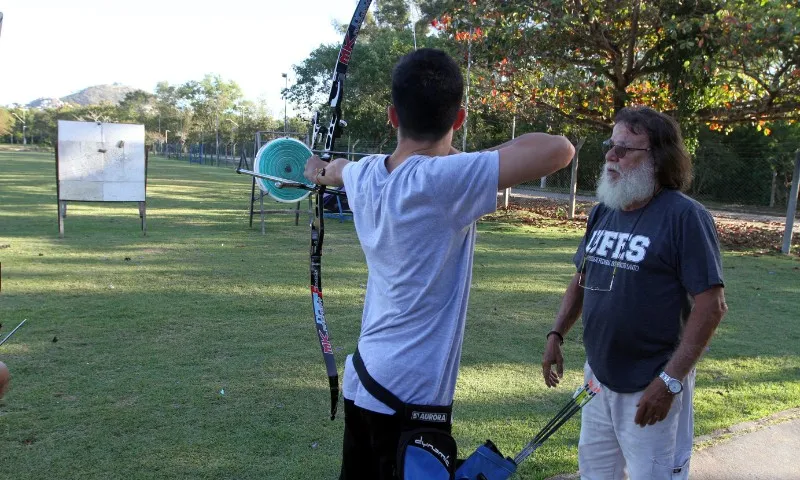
[56,121,148,238]
[245,131,313,234]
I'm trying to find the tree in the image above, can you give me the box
[0,108,14,137]
[117,90,156,125]
[700,0,800,129]
[287,25,419,150]
[433,0,799,133]
[375,0,411,31]
[288,5,473,151]
[69,104,120,124]
[175,74,244,144]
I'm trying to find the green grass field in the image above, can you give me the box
[1,151,799,479]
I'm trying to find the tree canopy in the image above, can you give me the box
[430,0,799,134]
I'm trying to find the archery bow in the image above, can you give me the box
[310,0,373,421]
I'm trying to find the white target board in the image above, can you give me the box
[57,121,146,201]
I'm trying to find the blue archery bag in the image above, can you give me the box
[397,428,458,480]
[455,440,518,480]
[352,347,457,479]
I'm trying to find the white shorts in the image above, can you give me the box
[578,363,695,480]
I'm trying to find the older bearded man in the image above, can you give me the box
[541,107,728,480]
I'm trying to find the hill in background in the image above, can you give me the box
[27,84,137,108]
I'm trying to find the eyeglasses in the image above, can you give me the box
[602,139,651,159]
[577,253,617,292]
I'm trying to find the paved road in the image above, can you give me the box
[545,411,800,480]
[691,416,800,480]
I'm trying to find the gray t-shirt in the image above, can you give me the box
[341,151,499,414]
[574,189,724,393]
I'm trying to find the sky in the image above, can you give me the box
[0,0,365,115]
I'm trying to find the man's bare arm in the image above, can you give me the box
[551,272,584,338]
[663,286,727,379]
[542,272,584,387]
[634,286,726,426]
[496,133,575,190]
[304,155,350,187]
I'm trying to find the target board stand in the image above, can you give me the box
[249,131,313,234]
[56,121,148,238]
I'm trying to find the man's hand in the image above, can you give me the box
[634,377,676,427]
[304,155,328,184]
[541,336,564,388]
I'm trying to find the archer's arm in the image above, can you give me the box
[304,155,350,187]
[494,133,575,190]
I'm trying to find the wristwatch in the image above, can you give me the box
[659,371,683,394]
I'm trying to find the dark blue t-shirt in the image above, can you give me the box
[574,189,724,393]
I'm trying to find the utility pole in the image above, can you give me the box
[409,0,418,50]
[226,118,238,159]
[11,112,26,145]
[462,27,472,152]
[502,115,515,208]
[782,151,800,255]
[282,73,288,135]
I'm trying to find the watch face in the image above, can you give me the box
[668,379,682,393]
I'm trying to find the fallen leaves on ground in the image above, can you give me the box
[486,198,799,256]
[714,219,799,255]
[484,199,592,230]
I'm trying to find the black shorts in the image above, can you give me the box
[339,398,452,480]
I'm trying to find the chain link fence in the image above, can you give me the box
[154,132,799,216]
[155,134,402,167]
[515,137,799,217]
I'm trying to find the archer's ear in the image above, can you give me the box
[452,107,466,131]
[387,105,400,129]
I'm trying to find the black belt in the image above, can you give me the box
[352,347,452,425]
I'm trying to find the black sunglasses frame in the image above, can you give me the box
[602,139,651,159]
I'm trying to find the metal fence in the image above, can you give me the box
[156,136,400,169]
[154,133,799,215]
[517,138,799,215]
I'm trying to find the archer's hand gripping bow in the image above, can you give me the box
[309,0,373,421]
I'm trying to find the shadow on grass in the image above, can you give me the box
[3,152,800,480]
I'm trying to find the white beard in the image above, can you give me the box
[596,159,657,210]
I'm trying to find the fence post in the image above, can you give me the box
[502,115,516,209]
[770,170,777,208]
[568,138,586,219]
[781,150,800,255]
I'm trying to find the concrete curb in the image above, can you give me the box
[692,406,800,449]
[543,407,800,480]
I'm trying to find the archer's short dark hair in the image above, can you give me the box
[391,48,464,142]
[614,107,693,191]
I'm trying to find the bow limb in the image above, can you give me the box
[310,0,373,421]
